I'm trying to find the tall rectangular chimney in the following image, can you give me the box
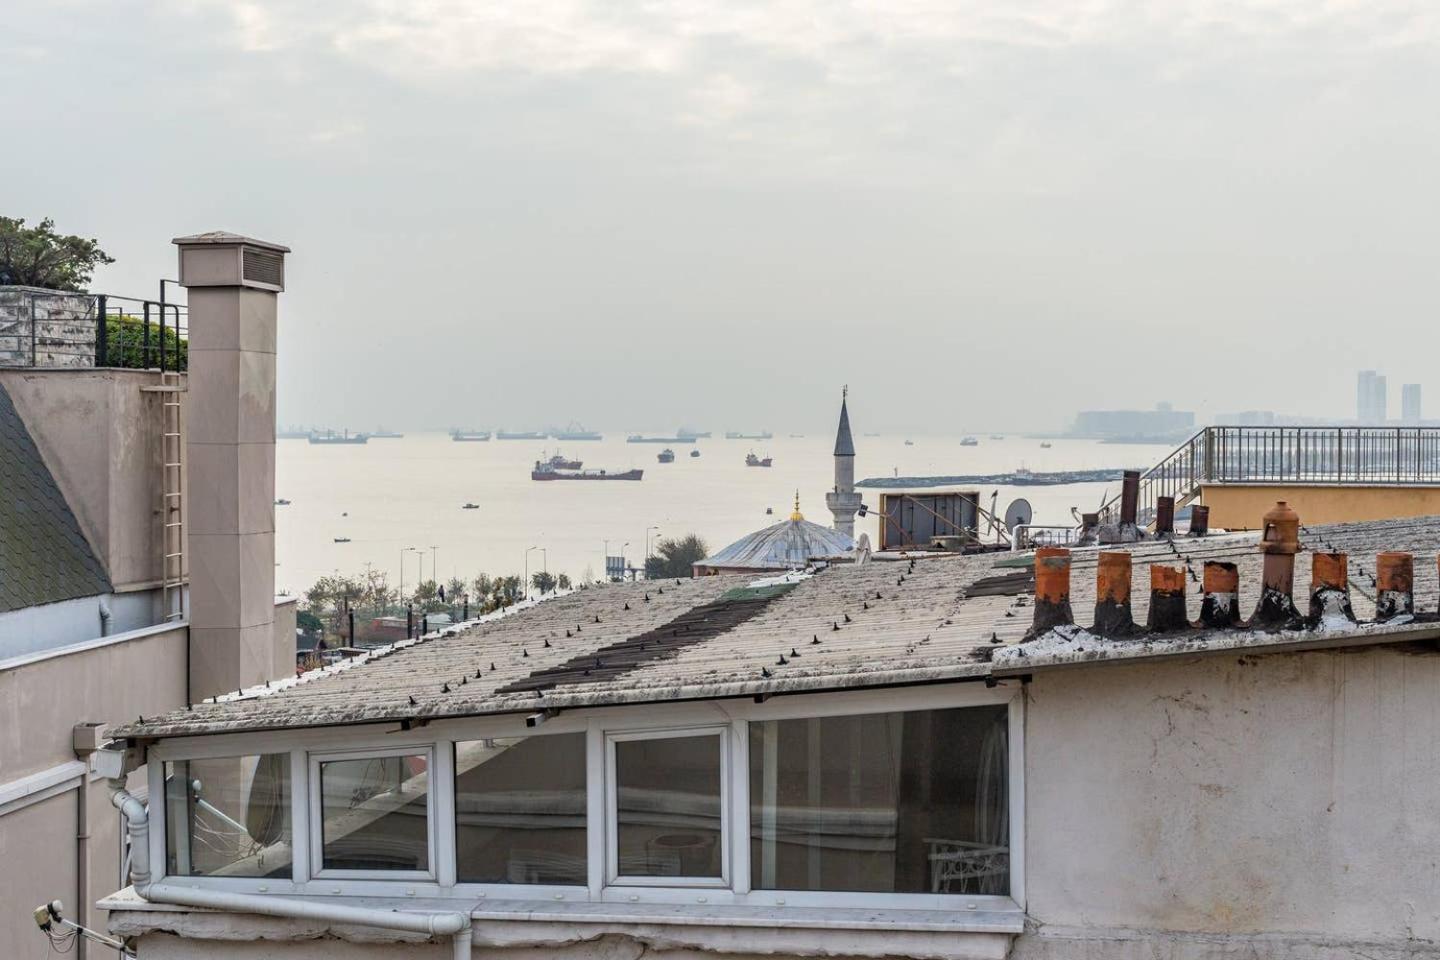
[175,231,289,700]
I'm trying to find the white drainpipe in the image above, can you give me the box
[110,786,473,958]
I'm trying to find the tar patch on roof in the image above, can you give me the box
[0,381,110,613]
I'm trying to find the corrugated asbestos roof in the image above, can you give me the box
[112,515,1440,740]
[699,516,856,570]
[0,381,111,613]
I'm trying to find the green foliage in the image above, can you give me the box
[644,534,709,580]
[531,571,557,594]
[103,314,188,370]
[296,610,324,635]
[0,216,114,290]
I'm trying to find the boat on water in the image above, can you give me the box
[690,449,701,458]
[726,431,773,440]
[462,502,479,510]
[451,430,492,442]
[990,434,1005,440]
[370,430,404,439]
[627,434,695,444]
[277,429,311,440]
[498,430,548,440]
[904,439,914,446]
[657,448,675,463]
[333,537,351,543]
[677,427,711,439]
[275,498,291,506]
[544,452,583,470]
[745,451,773,468]
[960,437,979,446]
[532,460,643,481]
[1040,441,1053,448]
[310,430,368,445]
[552,421,603,441]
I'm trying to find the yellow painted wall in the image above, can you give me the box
[1200,484,1440,529]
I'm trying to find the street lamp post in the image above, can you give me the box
[621,542,630,581]
[400,546,417,601]
[525,545,539,600]
[603,539,611,582]
[645,526,660,578]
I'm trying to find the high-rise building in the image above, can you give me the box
[1402,383,1422,423]
[1357,371,1387,422]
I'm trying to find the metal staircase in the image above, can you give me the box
[1094,429,1208,528]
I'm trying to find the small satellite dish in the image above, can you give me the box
[1003,498,1033,533]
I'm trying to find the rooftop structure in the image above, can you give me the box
[693,495,856,576]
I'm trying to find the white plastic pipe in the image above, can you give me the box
[110,786,472,958]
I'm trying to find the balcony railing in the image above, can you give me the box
[0,288,188,372]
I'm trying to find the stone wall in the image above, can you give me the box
[0,285,96,367]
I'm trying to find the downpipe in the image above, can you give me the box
[109,786,472,958]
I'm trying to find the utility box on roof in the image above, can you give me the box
[877,490,980,550]
[173,231,289,292]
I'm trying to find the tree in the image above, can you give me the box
[557,573,572,591]
[645,534,709,579]
[0,217,114,290]
[531,571,557,594]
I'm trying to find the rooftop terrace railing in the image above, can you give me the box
[1095,425,1440,527]
[0,288,188,372]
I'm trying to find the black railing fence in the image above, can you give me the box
[1096,425,1440,526]
[0,288,188,372]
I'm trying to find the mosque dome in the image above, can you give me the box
[694,493,857,575]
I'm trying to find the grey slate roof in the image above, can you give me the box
[698,515,856,571]
[0,381,111,612]
[111,515,1440,741]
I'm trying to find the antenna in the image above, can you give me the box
[1003,498,1034,533]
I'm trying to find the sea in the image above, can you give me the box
[274,433,1169,596]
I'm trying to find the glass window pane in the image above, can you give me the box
[749,706,1009,894]
[319,754,430,872]
[615,734,722,878]
[164,754,292,879]
[455,733,587,884]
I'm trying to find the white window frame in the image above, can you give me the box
[309,745,438,882]
[604,725,731,889]
[143,680,1025,914]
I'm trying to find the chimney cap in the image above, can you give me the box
[172,231,290,253]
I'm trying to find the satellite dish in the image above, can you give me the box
[1003,498,1033,533]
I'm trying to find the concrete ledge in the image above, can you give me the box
[1011,923,1440,960]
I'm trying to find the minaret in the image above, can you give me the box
[825,386,862,537]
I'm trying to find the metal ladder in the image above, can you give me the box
[155,371,186,621]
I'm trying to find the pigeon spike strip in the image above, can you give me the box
[1092,551,1137,636]
[1376,551,1415,619]
[1026,547,1073,638]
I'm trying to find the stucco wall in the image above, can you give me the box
[1200,482,1440,529]
[1015,643,1440,958]
[0,367,183,593]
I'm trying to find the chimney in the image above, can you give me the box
[1028,547,1073,637]
[1251,500,1302,628]
[1154,496,1175,538]
[1309,552,1355,624]
[1199,561,1240,628]
[1146,564,1189,632]
[176,231,289,700]
[1188,505,1210,537]
[1375,551,1414,620]
[1093,551,1136,635]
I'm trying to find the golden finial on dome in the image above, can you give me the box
[791,489,804,521]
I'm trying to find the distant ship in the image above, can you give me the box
[657,448,675,463]
[544,452,583,470]
[275,498,291,506]
[745,451,773,468]
[532,460,642,481]
[990,434,1005,440]
[726,431,773,440]
[451,430,492,442]
[690,449,701,458]
[960,437,979,446]
[1040,442,1053,449]
[309,430,368,445]
[904,439,914,446]
[277,428,311,440]
[498,430,548,440]
[552,422,603,441]
[333,537,351,543]
[370,429,404,439]
[628,434,696,444]
[462,502,479,510]
[677,427,711,439]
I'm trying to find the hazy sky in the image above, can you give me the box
[6,1,1439,433]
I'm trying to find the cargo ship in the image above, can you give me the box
[745,451,773,467]
[450,430,492,442]
[371,429,405,439]
[726,431,773,440]
[627,434,695,443]
[309,430,368,445]
[677,427,711,439]
[532,460,643,481]
[498,430,548,440]
[960,437,979,446]
[544,452,583,470]
[552,422,603,441]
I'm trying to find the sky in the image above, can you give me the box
[5,0,1440,434]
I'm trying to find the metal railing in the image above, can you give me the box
[0,289,188,372]
[1095,425,1440,527]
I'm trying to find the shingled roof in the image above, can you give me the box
[112,514,1440,741]
[0,381,111,613]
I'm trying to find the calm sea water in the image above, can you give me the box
[274,433,1168,594]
